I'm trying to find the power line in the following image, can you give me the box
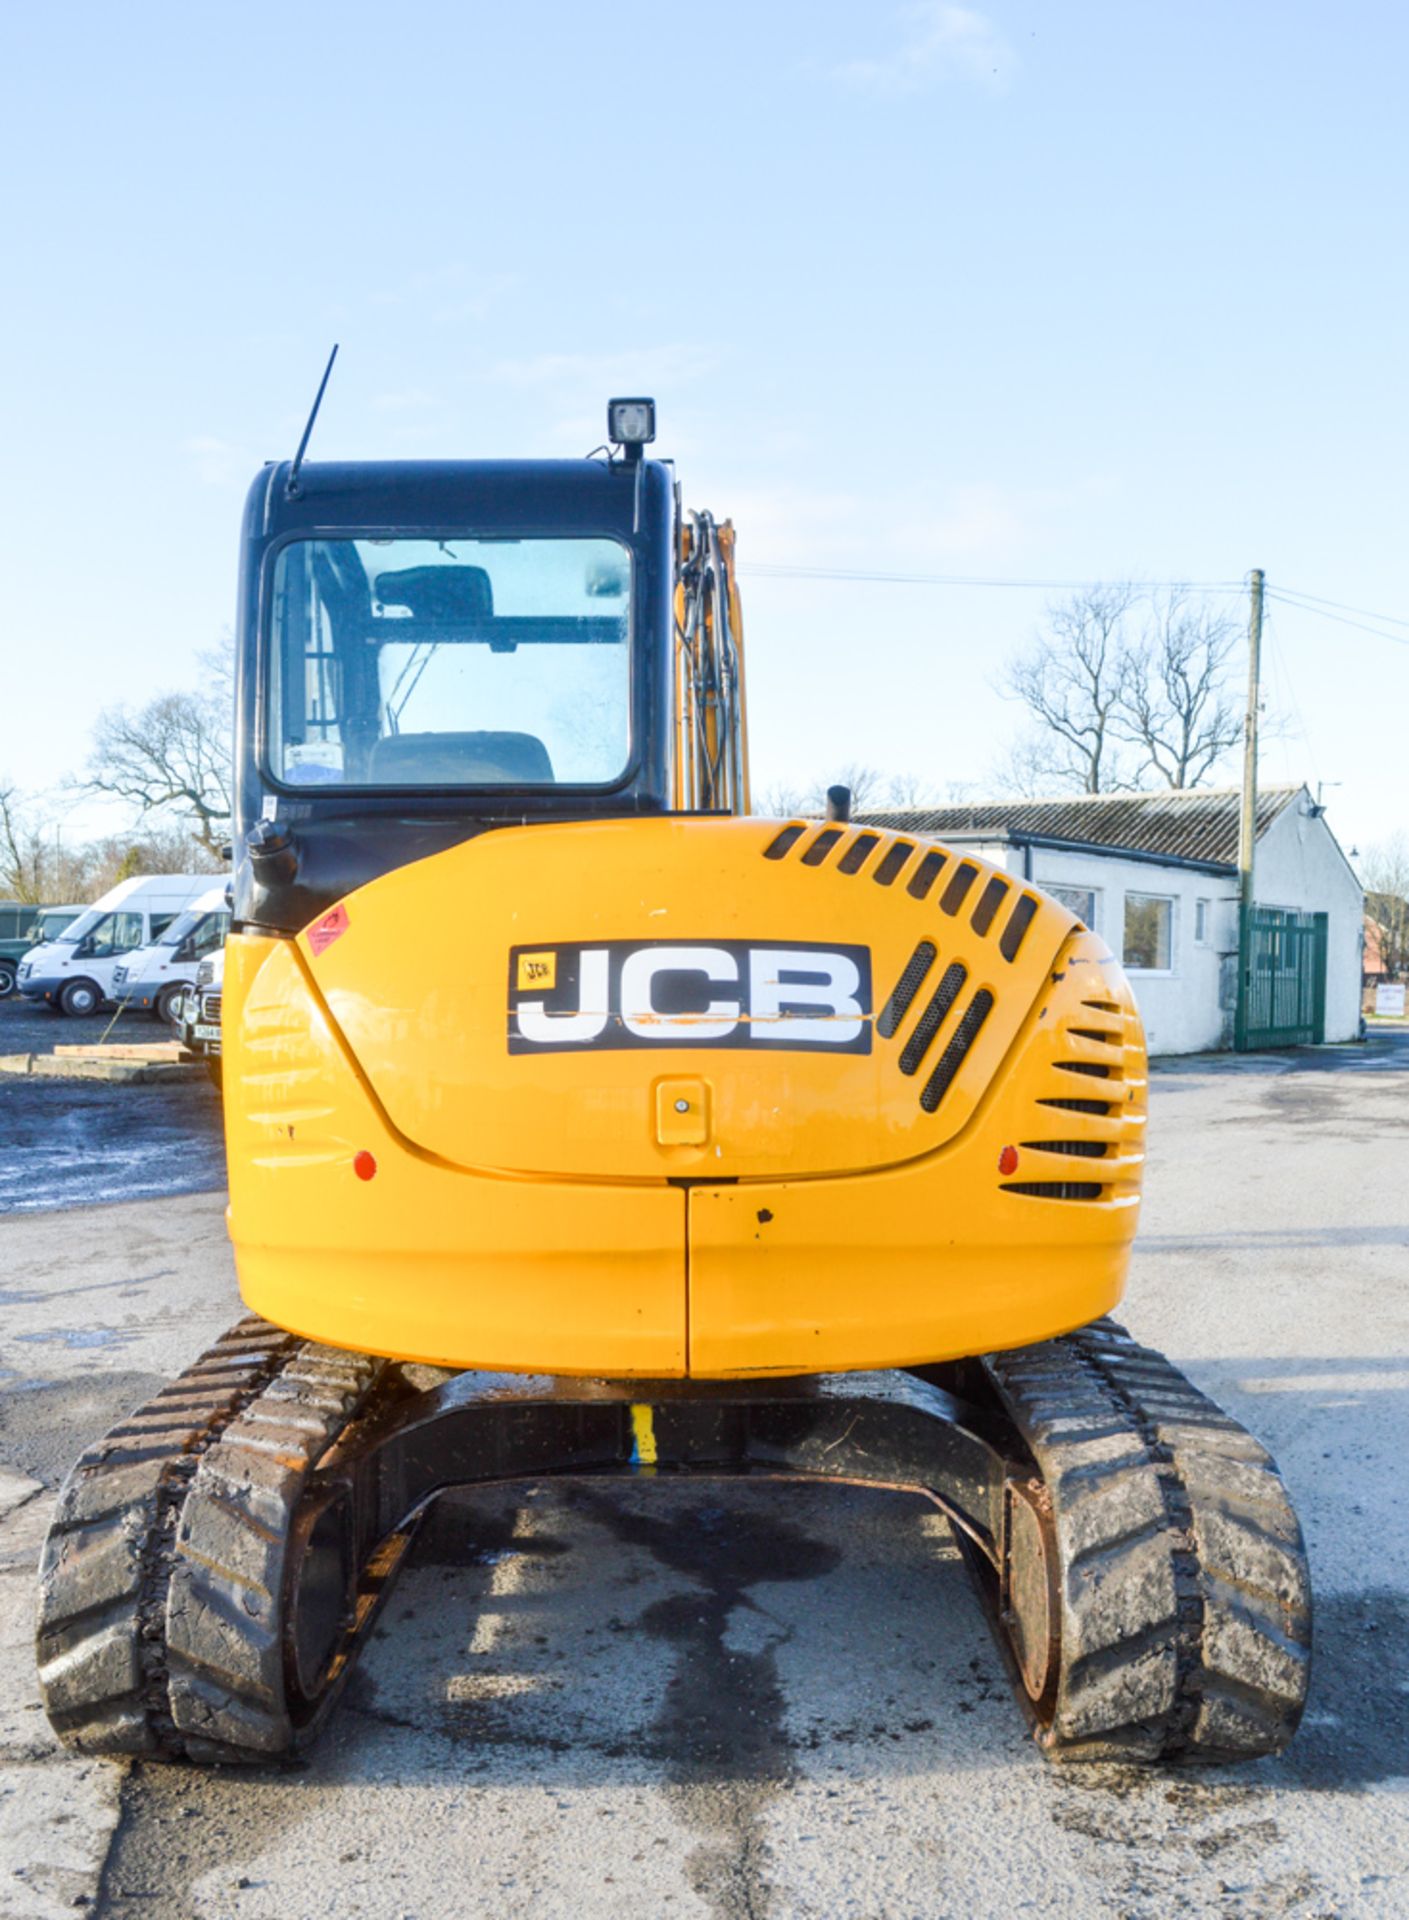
[741,563,1245,591]
[1261,602,1322,791]
[1273,585,1409,631]
[738,561,1409,654]
[1265,589,1409,649]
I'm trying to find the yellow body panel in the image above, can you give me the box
[688,937,1145,1373]
[292,817,1080,1182]
[222,934,687,1373]
[223,817,1147,1378]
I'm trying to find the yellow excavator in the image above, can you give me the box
[38,397,1310,1766]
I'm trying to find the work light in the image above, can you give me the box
[608,397,655,447]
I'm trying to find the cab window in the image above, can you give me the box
[267,535,631,790]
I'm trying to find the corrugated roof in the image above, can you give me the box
[860,785,1304,870]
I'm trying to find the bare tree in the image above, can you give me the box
[1362,834,1409,982]
[0,786,46,904]
[753,763,940,818]
[753,778,805,818]
[1002,584,1246,795]
[0,784,216,904]
[882,769,944,808]
[1113,589,1243,787]
[84,680,232,859]
[84,827,222,893]
[1001,585,1140,794]
[989,731,1089,799]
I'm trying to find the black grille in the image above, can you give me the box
[899,963,966,1076]
[1068,1026,1121,1045]
[919,988,994,1112]
[878,940,937,1040]
[872,842,913,887]
[970,875,1009,935]
[1038,1096,1111,1116]
[1054,1060,1112,1079]
[801,828,844,866]
[939,862,979,915]
[1019,1139,1109,1158]
[764,825,805,860]
[1081,996,1120,1014]
[1001,1181,1105,1201]
[998,894,1038,961]
[837,832,881,874]
[906,850,945,899]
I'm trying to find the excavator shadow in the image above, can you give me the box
[316,1468,1406,1794]
[336,1476,1020,1786]
[326,1345,1407,1794]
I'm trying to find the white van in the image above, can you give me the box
[111,883,231,1024]
[17,874,217,1017]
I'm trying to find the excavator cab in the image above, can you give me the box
[38,402,1311,1771]
[232,440,730,937]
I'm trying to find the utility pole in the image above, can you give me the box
[1234,568,1264,1049]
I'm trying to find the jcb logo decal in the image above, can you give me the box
[507,940,872,1054]
[515,951,557,991]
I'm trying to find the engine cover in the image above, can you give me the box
[296,816,1082,1182]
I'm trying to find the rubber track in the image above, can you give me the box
[981,1318,1311,1763]
[37,1317,385,1762]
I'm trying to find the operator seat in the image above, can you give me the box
[367,731,555,785]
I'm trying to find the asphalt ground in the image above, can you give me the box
[0,1000,225,1213]
[0,1036,1406,1918]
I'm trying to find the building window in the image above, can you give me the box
[1195,898,1211,945]
[1124,893,1174,972]
[1048,884,1098,930]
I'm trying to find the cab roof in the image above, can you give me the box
[247,457,666,543]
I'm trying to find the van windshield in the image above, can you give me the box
[57,909,103,946]
[267,535,632,789]
[158,907,230,955]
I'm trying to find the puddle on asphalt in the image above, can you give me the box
[0,1367,58,1393]
[0,1073,225,1215]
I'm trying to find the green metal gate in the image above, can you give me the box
[1235,908,1328,1050]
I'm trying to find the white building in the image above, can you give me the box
[866,785,1363,1055]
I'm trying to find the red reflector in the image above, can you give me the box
[998,1145,1019,1175]
[353,1151,377,1182]
[308,904,349,957]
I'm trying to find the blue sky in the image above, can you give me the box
[2,1,1405,859]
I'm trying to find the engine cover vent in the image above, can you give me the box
[920,988,995,1112]
[837,832,881,874]
[899,964,968,1078]
[995,942,1147,1205]
[878,940,937,1040]
[1001,1180,1106,1201]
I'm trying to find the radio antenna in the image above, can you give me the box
[286,344,339,498]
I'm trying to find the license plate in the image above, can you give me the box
[193,1024,221,1043]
